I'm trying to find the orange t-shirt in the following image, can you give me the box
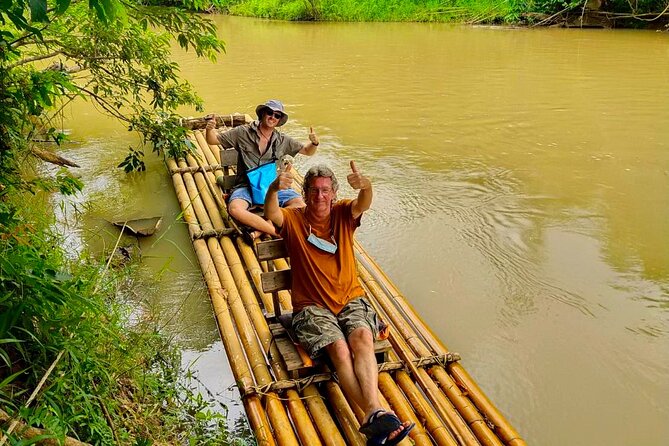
[280,200,365,315]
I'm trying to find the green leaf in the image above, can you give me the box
[55,0,71,14]
[0,369,24,390]
[28,0,48,22]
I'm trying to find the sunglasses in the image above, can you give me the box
[266,111,283,119]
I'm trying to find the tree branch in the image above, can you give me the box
[74,85,130,123]
[6,51,63,70]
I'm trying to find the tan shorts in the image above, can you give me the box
[292,298,379,358]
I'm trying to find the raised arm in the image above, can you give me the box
[205,116,220,145]
[347,160,373,219]
[265,163,294,229]
[299,126,320,156]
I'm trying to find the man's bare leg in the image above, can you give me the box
[347,328,380,415]
[325,339,367,411]
[228,198,277,237]
[348,327,412,439]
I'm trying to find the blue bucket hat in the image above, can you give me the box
[255,99,288,126]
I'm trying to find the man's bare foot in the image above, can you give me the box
[387,421,412,441]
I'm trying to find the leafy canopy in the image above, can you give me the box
[1,0,225,183]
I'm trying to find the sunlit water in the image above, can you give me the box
[57,17,669,445]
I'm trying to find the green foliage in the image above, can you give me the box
[528,0,584,14]
[1,0,224,180]
[0,195,245,444]
[118,147,146,172]
[205,0,669,24]
[0,0,241,443]
[224,0,516,23]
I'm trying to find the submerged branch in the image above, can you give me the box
[31,147,80,167]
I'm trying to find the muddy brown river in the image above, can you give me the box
[58,16,669,445]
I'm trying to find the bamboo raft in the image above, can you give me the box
[167,114,527,446]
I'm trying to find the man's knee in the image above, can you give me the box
[348,327,374,353]
[325,339,352,363]
[228,199,249,218]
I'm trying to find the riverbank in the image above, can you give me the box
[0,0,239,441]
[0,181,249,444]
[207,0,669,28]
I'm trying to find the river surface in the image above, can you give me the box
[58,16,669,446]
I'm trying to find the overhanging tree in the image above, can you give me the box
[1,0,225,182]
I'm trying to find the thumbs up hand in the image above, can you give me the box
[205,114,217,131]
[276,157,294,190]
[308,126,319,146]
[347,160,371,190]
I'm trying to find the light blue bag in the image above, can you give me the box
[246,161,277,205]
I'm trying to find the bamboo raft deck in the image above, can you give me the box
[167,114,526,446]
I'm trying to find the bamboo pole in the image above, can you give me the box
[284,388,323,446]
[324,382,366,446]
[205,237,298,446]
[182,153,225,232]
[176,158,214,233]
[183,146,224,217]
[395,371,459,446]
[191,133,224,191]
[219,237,277,372]
[244,399,277,446]
[355,241,525,445]
[357,263,432,358]
[268,258,292,312]
[447,367,527,446]
[429,367,503,446]
[188,134,232,222]
[166,158,201,239]
[191,238,274,443]
[302,385,347,446]
[168,164,221,174]
[235,236,275,311]
[217,236,322,446]
[378,372,432,446]
[193,131,219,166]
[192,228,236,239]
[181,113,250,130]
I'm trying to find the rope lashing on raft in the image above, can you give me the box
[169,164,223,174]
[239,353,461,398]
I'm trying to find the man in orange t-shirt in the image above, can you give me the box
[265,162,413,446]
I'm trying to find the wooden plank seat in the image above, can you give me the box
[257,239,392,378]
[215,148,239,196]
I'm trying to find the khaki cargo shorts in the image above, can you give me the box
[292,297,379,358]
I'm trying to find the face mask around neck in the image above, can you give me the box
[306,225,338,254]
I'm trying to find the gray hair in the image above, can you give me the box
[302,165,339,198]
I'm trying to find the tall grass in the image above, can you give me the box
[218,0,519,23]
[0,188,246,444]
